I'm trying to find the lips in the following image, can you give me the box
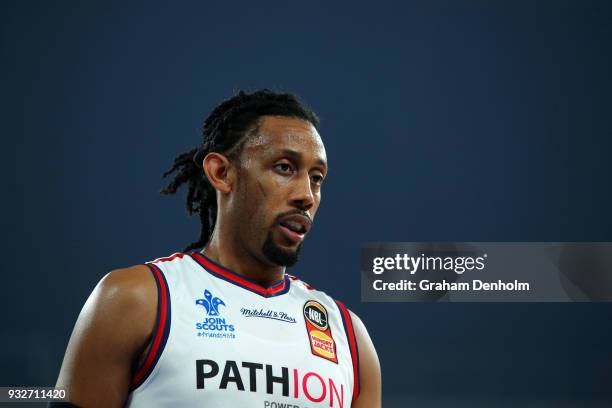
[278,214,311,235]
[277,213,312,244]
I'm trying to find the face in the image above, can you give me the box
[229,115,327,267]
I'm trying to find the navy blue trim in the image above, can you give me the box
[189,252,292,298]
[195,251,287,289]
[335,300,361,399]
[209,270,291,298]
[130,263,171,391]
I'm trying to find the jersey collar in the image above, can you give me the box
[190,251,291,298]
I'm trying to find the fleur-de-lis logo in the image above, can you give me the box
[196,289,226,316]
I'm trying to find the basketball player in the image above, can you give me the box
[54,90,381,407]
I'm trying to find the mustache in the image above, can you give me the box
[274,209,312,224]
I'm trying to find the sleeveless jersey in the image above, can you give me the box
[125,251,360,408]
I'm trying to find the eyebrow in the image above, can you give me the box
[280,148,328,170]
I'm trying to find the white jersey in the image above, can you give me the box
[125,251,360,408]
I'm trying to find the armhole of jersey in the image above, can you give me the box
[129,263,171,391]
[334,300,360,404]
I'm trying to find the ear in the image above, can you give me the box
[202,152,235,194]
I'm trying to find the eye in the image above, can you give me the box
[311,174,324,185]
[273,162,294,174]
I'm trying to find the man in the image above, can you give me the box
[55,89,381,407]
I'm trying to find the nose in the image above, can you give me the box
[289,173,315,211]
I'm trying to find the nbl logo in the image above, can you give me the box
[196,289,226,316]
[303,300,337,363]
[304,302,328,330]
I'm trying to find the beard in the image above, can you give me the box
[262,229,303,267]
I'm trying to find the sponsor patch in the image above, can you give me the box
[195,289,236,339]
[303,300,337,363]
[240,307,296,323]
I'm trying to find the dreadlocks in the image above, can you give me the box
[160,89,321,252]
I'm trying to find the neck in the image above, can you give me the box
[202,229,285,288]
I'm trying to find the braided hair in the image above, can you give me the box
[160,89,320,252]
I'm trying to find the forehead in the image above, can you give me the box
[243,116,326,162]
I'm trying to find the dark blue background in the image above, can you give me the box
[2,1,611,406]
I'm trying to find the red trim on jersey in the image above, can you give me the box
[335,300,360,404]
[190,252,289,297]
[131,263,170,389]
[150,252,185,263]
[286,274,316,290]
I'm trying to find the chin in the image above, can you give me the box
[262,232,302,267]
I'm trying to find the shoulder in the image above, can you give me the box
[55,264,160,404]
[346,309,374,355]
[95,264,157,311]
[80,264,158,346]
[64,263,161,358]
[346,309,365,330]
[63,264,159,366]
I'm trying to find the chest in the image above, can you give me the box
[149,272,352,407]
